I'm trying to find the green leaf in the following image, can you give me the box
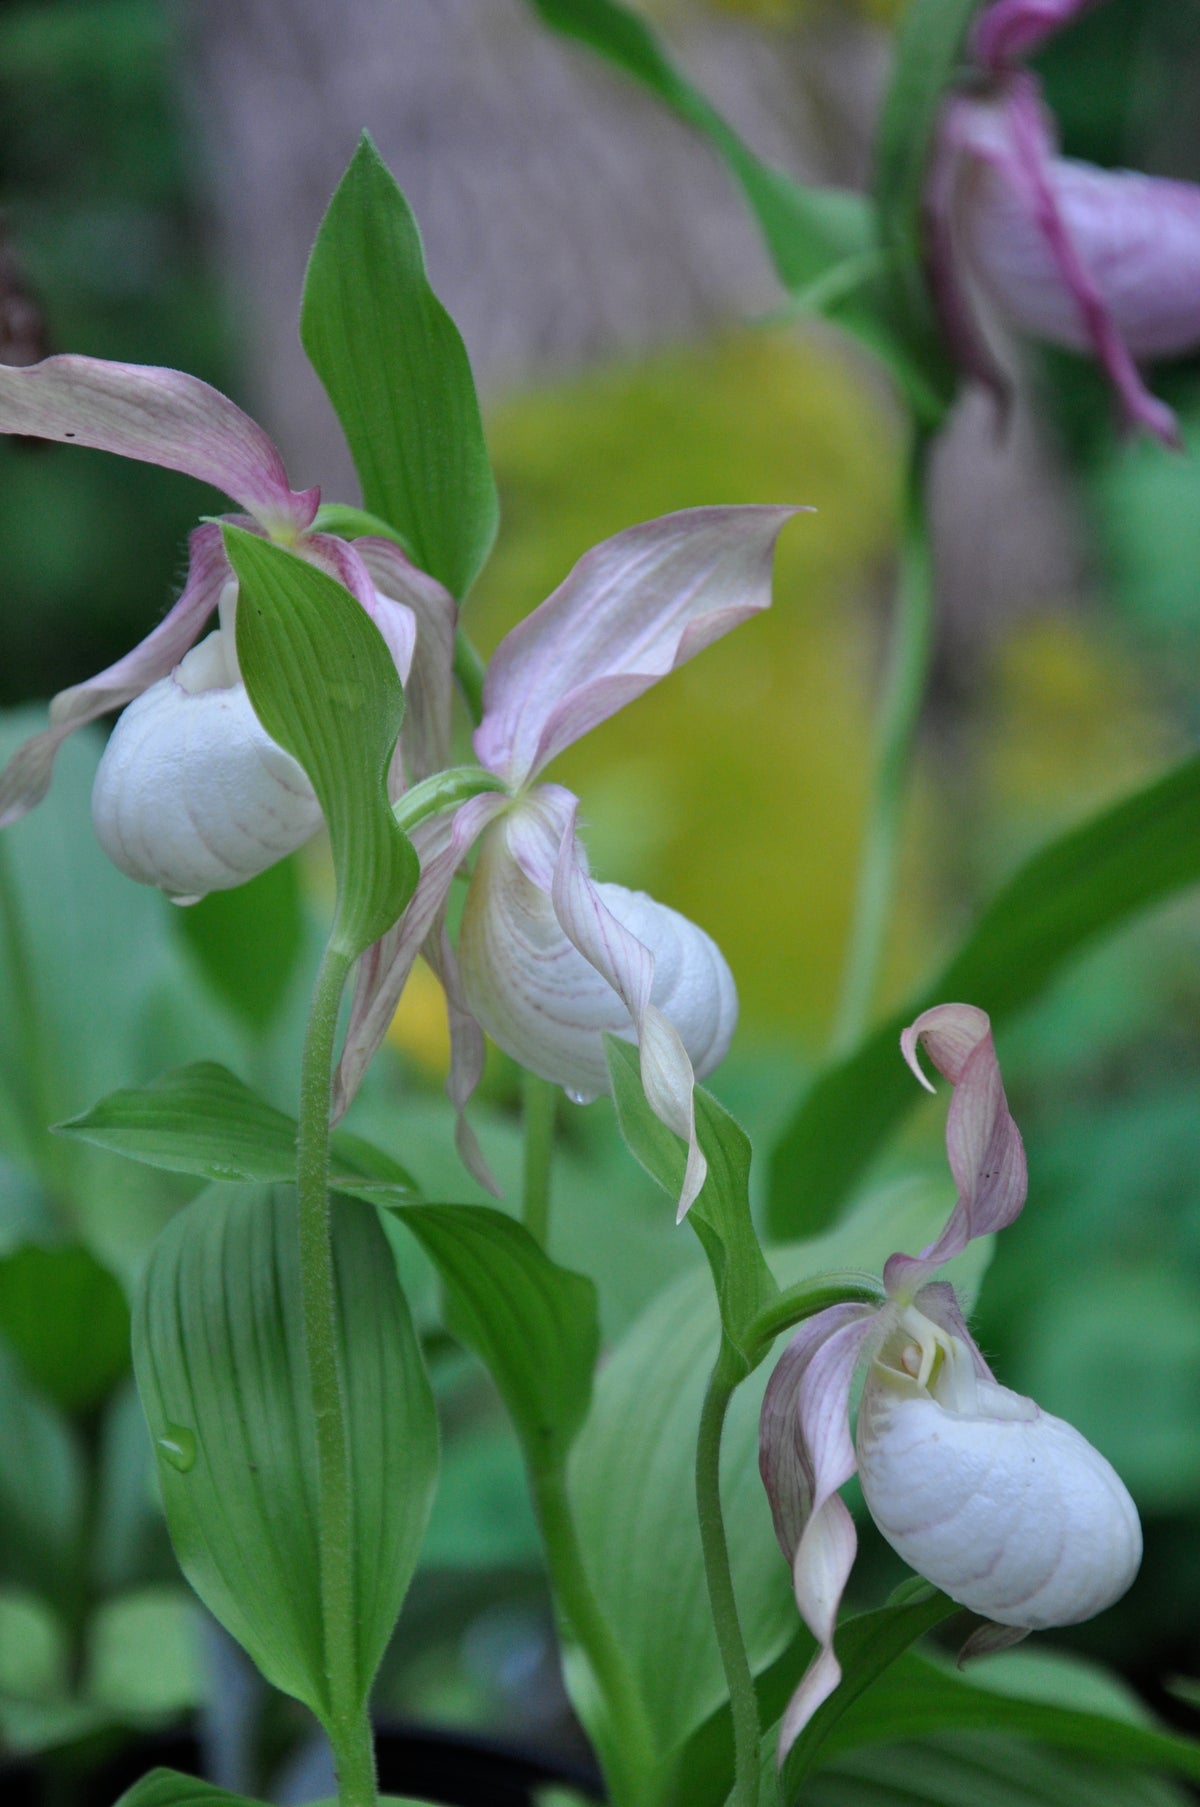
[815,1646,1200,1784]
[569,1266,793,1791]
[113,1776,267,1807]
[768,752,1200,1237]
[0,1241,129,1412]
[57,1062,420,1204]
[606,1038,777,1365]
[172,857,305,1035]
[223,526,418,960]
[115,1781,435,1807]
[780,1591,960,1792]
[395,1204,598,1474]
[803,1736,1190,1806]
[523,0,947,417]
[873,0,981,359]
[301,135,498,599]
[132,1185,437,1722]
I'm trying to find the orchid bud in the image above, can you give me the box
[929,74,1200,445]
[856,1303,1142,1631]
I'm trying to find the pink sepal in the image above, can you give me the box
[548,789,707,1218]
[474,506,797,788]
[331,791,506,1122]
[911,1280,995,1380]
[0,522,229,828]
[356,538,458,784]
[886,1003,1027,1298]
[425,923,501,1197]
[971,0,1101,72]
[772,1311,879,1760]
[0,354,318,533]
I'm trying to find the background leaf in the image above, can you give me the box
[224,526,418,960]
[132,1185,437,1722]
[58,1061,420,1203]
[768,754,1200,1238]
[301,134,498,600]
[0,1241,129,1412]
[798,1733,1191,1806]
[606,1037,777,1364]
[0,1341,83,1610]
[172,858,305,1037]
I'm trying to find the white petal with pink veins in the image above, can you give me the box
[91,642,322,900]
[856,1353,1141,1628]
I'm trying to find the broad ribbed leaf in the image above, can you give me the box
[132,1186,437,1722]
[116,1778,433,1807]
[301,136,498,599]
[814,1647,1200,1782]
[223,526,418,960]
[802,1734,1189,1806]
[768,753,1200,1237]
[780,1591,960,1792]
[57,1062,419,1203]
[606,1037,777,1365]
[396,1204,598,1473]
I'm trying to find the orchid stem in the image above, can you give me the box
[697,1347,760,1807]
[521,1072,558,1248]
[829,433,934,1059]
[296,940,377,1807]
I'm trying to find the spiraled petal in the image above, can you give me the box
[457,784,737,1215]
[91,660,322,900]
[0,355,318,534]
[885,1002,1027,1299]
[0,523,229,830]
[475,506,798,788]
[857,1359,1141,1629]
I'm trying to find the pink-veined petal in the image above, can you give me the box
[772,1311,879,1761]
[357,537,458,784]
[474,505,798,787]
[971,0,1102,72]
[886,1003,1027,1297]
[0,354,318,533]
[759,1303,879,1565]
[0,522,229,829]
[910,1280,995,1381]
[424,922,500,1196]
[331,791,506,1122]
[457,784,736,1216]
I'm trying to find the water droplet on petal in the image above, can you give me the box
[565,1089,589,1107]
[157,1424,197,1472]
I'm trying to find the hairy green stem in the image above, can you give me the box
[696,1349,761,1807]
[521,1072,559,1248]
[829,434,934,1057]
[296,941,377,1807]
[532,1462,659,1807]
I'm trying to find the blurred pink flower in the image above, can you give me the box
[759,1003,1141,1760]
[928,5,1200,445]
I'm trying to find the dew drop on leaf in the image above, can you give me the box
[157,1424,197,1473]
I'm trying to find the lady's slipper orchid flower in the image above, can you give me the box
[928,1,1200,446]
[758,1003,1141,1759]
[334,506,796,1215]
[0,354,453,899]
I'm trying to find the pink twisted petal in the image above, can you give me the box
[0,355,318,533]
[971,0,1103,72]
[885,1003,1027,1298]
[356,537,458,784]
